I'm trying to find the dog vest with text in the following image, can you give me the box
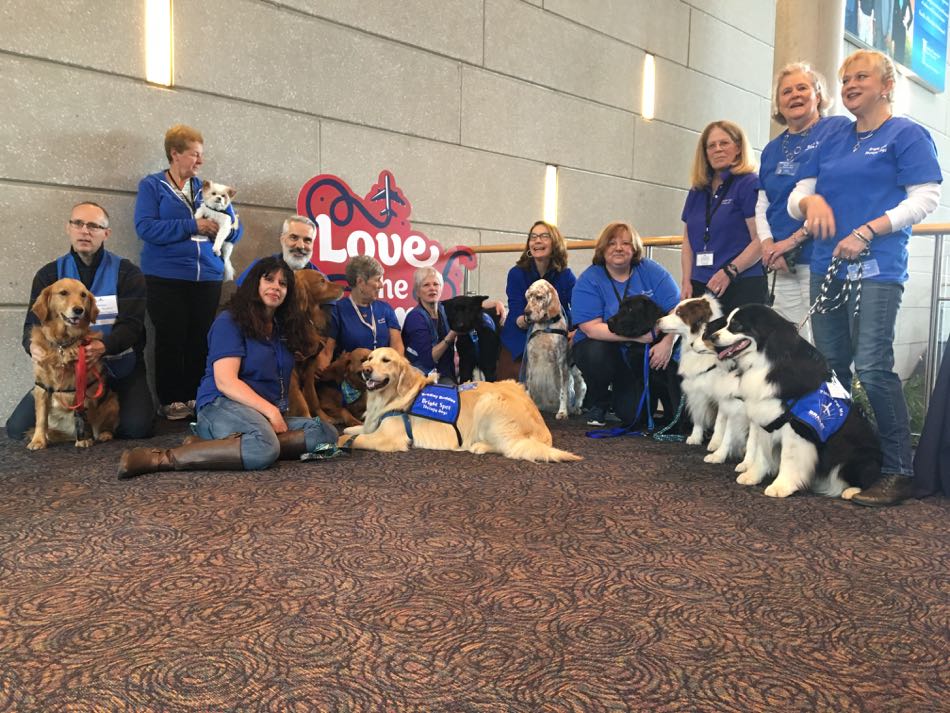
[764,377,851,443]
[57,250,136,379]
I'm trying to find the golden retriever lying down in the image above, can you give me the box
[341,348,581,462]
[28,278,119,450]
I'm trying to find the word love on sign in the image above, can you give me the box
[297,170,477,320]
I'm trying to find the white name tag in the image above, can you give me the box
[696,251,715,267]
[827,375,850,399]
[848,258,880,281]
[95,294,118,315]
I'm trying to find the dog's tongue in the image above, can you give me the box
[718,339,750,360]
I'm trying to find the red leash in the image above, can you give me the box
[68,340,105,412]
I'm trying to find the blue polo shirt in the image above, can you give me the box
[799,116,942,283]
[330,297,400,354]
[195,310,293,412]
[501,265,576,359]
[681,170,762,283]
[760,115,851,262]
[571,260,680,346]
[402,303,456,379]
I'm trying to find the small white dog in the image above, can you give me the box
[522,279,586,420]
[196,180,238,281]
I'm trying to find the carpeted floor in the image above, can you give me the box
[1,417,947,712]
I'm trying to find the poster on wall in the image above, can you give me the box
[296,170,478,324]
[845,0,949,91]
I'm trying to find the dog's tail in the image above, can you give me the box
[504,438,582,462]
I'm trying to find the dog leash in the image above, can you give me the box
[586,344,654,439]
[797,252,867,334]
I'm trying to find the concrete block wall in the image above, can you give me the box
[1,0,947,418]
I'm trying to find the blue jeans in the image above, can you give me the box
[196,397,337,470]
[810,275,911,477]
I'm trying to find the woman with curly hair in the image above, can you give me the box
[118,257,337,478]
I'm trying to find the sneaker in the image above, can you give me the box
[161,402,193,421]
[585,406,607,427]
[605,411,622,423]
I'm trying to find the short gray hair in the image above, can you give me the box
[412,266,443,299]
[771,61,832,125]
[281,215,316,237]
[344,255,383,287]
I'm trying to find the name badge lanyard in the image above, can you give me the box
[703,175,735,250]
[604,265,635,308]
[166,170,196,212]
[272,321,288,412]
[351,296,378,348]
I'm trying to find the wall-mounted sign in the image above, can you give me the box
[297,171,478,323]
[845,0,949,92]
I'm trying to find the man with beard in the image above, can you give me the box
[235,215,323,284]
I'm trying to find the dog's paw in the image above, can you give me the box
[96,432,114,443]
[736,470,765,486]
[26,436,48,451]
[735,460,749,473]
[686,432,704,446]
[703,450,728,464]
[75,438,94,449]
[343,425,363,435]
[469,441,492,454]
[764,480,798,498]
[841,487,861,500]
[707,436,723,452]
[555,409,568,420]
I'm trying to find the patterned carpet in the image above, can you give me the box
[1,418,948,712]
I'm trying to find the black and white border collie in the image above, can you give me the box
[710,304,882,499]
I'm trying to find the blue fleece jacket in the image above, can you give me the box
[134,171,243,281]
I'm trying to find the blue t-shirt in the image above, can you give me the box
[760,115,851,262]
[571,260,680,346]
[330,297,400,354]
[799,116,942,283]
[501,264,576,358]
[681,170,762,283]
[402,303,456,380]
[195,310,293,412]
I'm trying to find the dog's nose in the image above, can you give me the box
[72,306,85,316]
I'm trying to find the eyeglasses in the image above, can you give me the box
[68,219,108,232]
[706,140,735,150]
[529,232,552,241]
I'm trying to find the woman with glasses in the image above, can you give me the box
[572,221,679,427]
[497,221,577,380]
[118,257,337,479]
[681,120,766,315]
[134,124,243,422]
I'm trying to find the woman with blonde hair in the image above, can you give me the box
[680,120,766,314]
[757,62,850,339]
[571,221,679,427]
[497,220,576,380]
[402,266,457,384]
[790,49,942,506]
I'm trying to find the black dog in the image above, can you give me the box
[607,295,683,429]
[442,295,501,383]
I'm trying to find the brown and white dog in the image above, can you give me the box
[27,278,119,450]
[522,279,585,419]
[316,348,371,428]
[341,347,581,462]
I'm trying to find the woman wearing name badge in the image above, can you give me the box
[117,257,338,479]
[134,124,244,422]
[497,221,576,381]
[757,63,852,340]
[402,266,458,385]
[789,49,942,507]
[316,255,404,376]
[681,120,766,314]
[572,221,679,427]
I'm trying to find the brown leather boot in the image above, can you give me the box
[276,430,309,460]
[117,435,244,480]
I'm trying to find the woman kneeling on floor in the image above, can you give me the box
[118,256,337,479]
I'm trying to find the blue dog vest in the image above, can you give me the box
[764,377,851,443]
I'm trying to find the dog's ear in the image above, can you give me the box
[31,285,53,322]
[85,290,99,326]
[202,180,211,191]
[545,286,560,320]
[227,187,237,199]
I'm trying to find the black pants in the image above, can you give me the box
[692,275,768,316]
[146,275,221,405]
[573,338,644,424]
[6,362,154,441]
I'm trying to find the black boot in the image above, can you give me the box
[276,430,309,461]
[118,434,244,480]
[850,474,916,507]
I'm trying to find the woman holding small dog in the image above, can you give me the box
[316,255,404,376]
[789,49,942,507]
[681,120,766,314]
[572,221,679,427]
[758,63,851,340]
[402,266,458,384]
[497,221,577,380]
[118,257,337,479]
[134,124,243,423]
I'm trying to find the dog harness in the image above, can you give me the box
[466,313,497,362]
[762,376,851,443]
[519,311,570,384]
[371,383,478,448]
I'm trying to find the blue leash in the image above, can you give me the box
[586,343,654,439]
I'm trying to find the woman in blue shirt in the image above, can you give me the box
[757,63,851,341]
[572,221,679,427]
[681,120,765,315]
[118,257,337,478]
[402,266,458,384]
[497,221,576,381]
[790,50,942,506]
[134,124,243,422]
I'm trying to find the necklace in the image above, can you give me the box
[781,118,818,162]
[852,116,891,152]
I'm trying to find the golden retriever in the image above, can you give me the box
[341,347,581,462]
[28,278,119,450]
[523,279,585,419]
[316,348,370,428]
